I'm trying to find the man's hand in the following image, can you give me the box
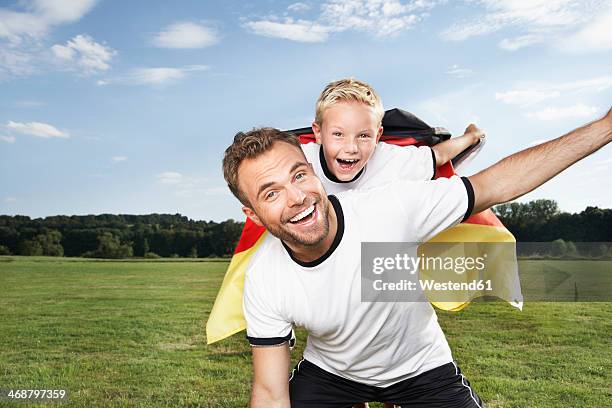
[468,108,611,215]
[250,343,291,408]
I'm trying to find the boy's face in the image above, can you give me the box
[312,101,383,182]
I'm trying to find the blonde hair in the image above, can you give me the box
[315,78,384,126]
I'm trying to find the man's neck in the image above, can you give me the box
[286,198,338,264]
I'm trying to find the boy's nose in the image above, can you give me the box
[343,139,358,153]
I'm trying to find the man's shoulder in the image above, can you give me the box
[245,233,290,280]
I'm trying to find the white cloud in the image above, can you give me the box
[0,1,97,79]
[525,104,600,121]
[0,135,16,143]
[111,156,127,163]
[6,120,69,138]
[245,0,438,42]
[152,22,219,49]
[526,138,547,148]
[99,65,209,86]
[288,2,311,12]
[441,0,606,52]
[495,89,562,107]
[3,197,17,203]
[445,64,473,78]
[560,7,612,53]
[498,34,543,51]
[245,19,331,43]
[51,34,116,74]
[157,172,184,184]
[496,76,612,107]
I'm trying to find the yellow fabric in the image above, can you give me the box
[206,224,523,344]
[424,224,522,312]
[206,232,267,344]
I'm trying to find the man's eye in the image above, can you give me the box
[265,191,277,200]
[295,172,306,181]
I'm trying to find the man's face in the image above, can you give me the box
[238,141,332,248]
[313,101,383,181]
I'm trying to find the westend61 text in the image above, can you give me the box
[372,279,493,292]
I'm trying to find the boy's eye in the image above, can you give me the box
[359,133,371,139]
[332,132,342,137]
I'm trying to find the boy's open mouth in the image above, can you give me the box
[336,158,359,171]
[289,205,316,224]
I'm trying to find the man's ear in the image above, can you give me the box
[242,206,263,226]
[312,122,322,144]
[375,125,383,143]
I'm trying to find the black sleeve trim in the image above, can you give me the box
[430,147,437,179]
[247,330,293,347]
[460,177,475,222]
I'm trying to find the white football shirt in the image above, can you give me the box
[243,176,474,387]
[301,142,436,195]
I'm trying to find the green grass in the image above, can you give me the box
[0,257,610,407]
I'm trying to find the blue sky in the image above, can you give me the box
[1,0,611,222]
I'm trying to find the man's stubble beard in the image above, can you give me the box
[267,198,331,249]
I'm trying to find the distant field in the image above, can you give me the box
[0,257,610,407]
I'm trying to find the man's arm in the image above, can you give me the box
[469,108,612,215]
[432,124,484,166]
[250,344,291,408]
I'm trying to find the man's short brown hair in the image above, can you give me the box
[223,127,302,206]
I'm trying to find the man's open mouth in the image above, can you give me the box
[289,205,316,224]
[336,158,359,171]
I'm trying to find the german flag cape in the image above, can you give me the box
[206,109,523,344]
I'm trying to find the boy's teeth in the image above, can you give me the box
[290,205,315,222]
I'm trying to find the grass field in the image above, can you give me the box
[0,257,610,407]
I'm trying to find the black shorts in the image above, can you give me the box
[289,359,484,408]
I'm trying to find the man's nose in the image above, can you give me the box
[287,184,306,206]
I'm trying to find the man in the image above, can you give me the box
[221,109,611,407]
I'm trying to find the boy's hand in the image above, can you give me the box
[464,123,485,145]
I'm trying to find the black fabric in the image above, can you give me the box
[319,145,364,184]
[289,359,484,408]
[460,177,475,222]
[282,195,344,268]
[247,330,293,347]
[430,147,437,180]
[287,108,451,144]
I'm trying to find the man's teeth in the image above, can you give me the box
[290,205,315,222]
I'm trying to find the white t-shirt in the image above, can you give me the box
[243,176,474,387]
[301,142,436,195]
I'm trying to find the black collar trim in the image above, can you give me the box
[282,195,344,268]
[319,145,364,184]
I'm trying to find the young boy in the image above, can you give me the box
[303,78,483,197]
[302,78,484,408]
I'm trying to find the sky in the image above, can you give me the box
[1,0,611,222]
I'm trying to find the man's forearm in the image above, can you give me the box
[469,109,612,214]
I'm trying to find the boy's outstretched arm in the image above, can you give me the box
[469,108,612,215]
[431,124,484,166]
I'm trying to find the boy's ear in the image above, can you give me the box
[312,121,322,144]
[376,125,384,143]
[242,206,263,227]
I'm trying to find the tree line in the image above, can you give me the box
[0,200,609,259]
[0,214,243,259]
